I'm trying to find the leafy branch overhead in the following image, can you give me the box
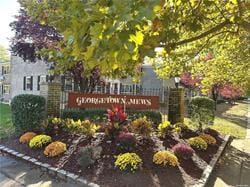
[10,9,103,92]
[10,9,61,62]
[17,0,249,78]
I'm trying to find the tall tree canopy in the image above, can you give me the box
[0,45,10,63]
[18,0,249,80]
[153,31,250,95]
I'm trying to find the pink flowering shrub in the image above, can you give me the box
[172,143,194,160]
[180,72,201,88]
[219,84,243,100]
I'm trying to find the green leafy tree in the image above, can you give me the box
[10,9,104,93]
[153,31,250,100]
[0,45,10,63]
[19,0,249,79]
[196,35,249,94]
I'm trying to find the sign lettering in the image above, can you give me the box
[68,92,159,109]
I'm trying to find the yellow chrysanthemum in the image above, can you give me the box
[153,151,179,167]
[115,153,142,172]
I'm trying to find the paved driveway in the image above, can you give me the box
[207,139,250,187]
[0,152,87,187]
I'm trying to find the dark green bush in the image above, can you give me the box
[189,96,215,130]
[11,94,46,133]
[126,110,162,126]
[61,108,162,125]
[61,108,106,121]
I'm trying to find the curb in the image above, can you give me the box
[194,135,230,187]
[0,145,99,187]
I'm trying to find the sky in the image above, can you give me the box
[0,0,20,51]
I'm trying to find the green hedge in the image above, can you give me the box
[61,108,162,125]
[11,94,46,133]
[189,96,215,128]
[126,110,162,126]
[61,109,106,121]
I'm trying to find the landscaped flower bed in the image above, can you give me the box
[0,106,225,187]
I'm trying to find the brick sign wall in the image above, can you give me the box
[68,92,160,109]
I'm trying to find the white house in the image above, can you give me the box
[9,56,177,101]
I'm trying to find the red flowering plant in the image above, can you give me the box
[105,106,128,140]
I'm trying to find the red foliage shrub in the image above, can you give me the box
[107,106,127,123]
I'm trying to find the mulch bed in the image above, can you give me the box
[63,132,223,187]
[0,131,77,167]
[0,129,225,187]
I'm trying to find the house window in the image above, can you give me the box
[64,78,73,91]
[23,76,33,90]
[2,66,10,75]
[40,75,47,83]
[37,75,47,90]
[94,85,103,93]
[121,84,133,93]
[26,76,32,90]
[3,84,10,94]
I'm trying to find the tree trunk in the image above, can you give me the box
[211,84,219,110]
[198,122,203,133]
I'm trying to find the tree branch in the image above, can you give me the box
[236,0,243,17]
[174,20,230,46]
[241,20,250,32]
[194,0,202,10]
[159,20,231,48]
[235,0,250,32]
[180,30,237,64]
[213,1,227,21]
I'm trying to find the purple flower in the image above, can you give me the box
[172,143,194,160]
[117,131,136,152]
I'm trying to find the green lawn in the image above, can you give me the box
[0,103,14,139]
[185,101,248,139]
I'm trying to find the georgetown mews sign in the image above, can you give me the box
[68,92,159,109]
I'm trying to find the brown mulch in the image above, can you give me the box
[62,133,223,187]
[0,129,224,187]
[0,131,76,166]
[195,136,223,163]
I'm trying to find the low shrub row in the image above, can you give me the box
[61,109,106,121]
[61,108,162,125]
[11,94,215,136]
[11,94,162,134]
